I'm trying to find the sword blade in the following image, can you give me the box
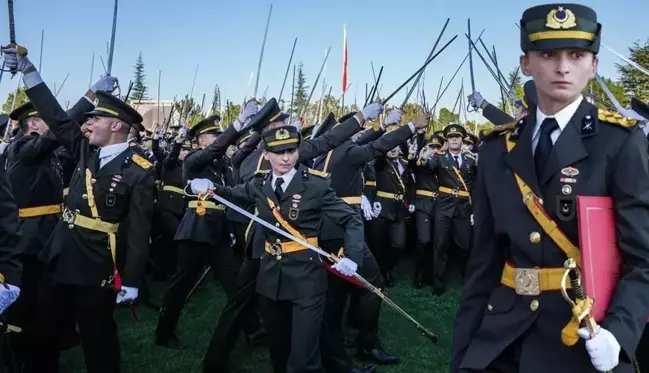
[7,0,15,44]
[107,0,118,75]
[467,19,475,93]
[254,4,273,98]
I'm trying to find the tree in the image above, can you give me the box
[210,84,221,115]
[497,67,524,114]
[292,62,309,118]
[584,75,629,109]
[174,95,201,126]
[437,107,459,127]
[617,39,649,102]
[3,86,28,113]
[131,52,148,102]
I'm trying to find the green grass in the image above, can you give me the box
[61,263,462,372]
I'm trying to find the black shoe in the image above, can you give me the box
[384,272,394,288]
[350,364,377,373]
[155,334,189,349]
[359,345,399,365]
[245,328,267,347]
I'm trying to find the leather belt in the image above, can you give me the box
[264,237,318,257]
[438,186,470,198]
[341,196,362,205]
[376,191,403,200]
[416,190,438,198]
[500,262,570,296]
[162,185,185,194]
[61,207,119,234]
[19,204,62,219]
[188,200,225,210]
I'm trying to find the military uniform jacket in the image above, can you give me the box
[215,164,364,301]
[451,100,649,373]
[227,133,263,225]
[425,151,475,218]
[25,82,156,288]
[174,125,239,245]
[157,141,186,217]
[413,144,439,216]
[0,164,22,286]
[374,156,414,221]
[314,124,416,240]
[483,102,515,126]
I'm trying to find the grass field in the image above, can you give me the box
[61,263,462,373]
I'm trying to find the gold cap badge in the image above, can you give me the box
[546,7,577,29]
[275,128,290,140]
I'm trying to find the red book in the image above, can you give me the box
[576,196,621,322]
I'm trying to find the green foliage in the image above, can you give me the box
[173,95,201,126]
[210,84,221,115]
[496,67,524,115]
[292,62,309,118]
[132,52,148,101]
[2,86,27,113]
[617,39,649,102]
[584,76,629,109]
[437,107,459,127]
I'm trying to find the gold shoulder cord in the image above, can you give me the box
[85,169,99,218]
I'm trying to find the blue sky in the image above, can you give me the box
[0,0,647,123]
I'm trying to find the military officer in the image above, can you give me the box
[193,124,365,373]
[1,46,155,373]
[451,5,649,373]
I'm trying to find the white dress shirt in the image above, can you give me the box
[98,142,129,169]
[448,151,463,168]
[532,95,583,155]
[271,167,298,192]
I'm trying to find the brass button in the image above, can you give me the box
[275,223,280,227]
[538,198,543,205]
[530,299,539,312]
[529,232,541,244]
[275,239,281,243]
[91,178,96,184]
[487,304,493,311]
[82,194,88,200]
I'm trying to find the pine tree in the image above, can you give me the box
[132,52,148,101]
[293,62,309,117]
[211,84,221,115]
[617,39,649,102]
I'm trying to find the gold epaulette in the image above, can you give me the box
[438,151,446,155]
[255,169,270,176]
[479,121,518,139]
[308,168,330,178]
[464,152,475,159]
[131,154,152,170]
[597,108,638,129]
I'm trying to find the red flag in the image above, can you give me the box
[342,24,348,93]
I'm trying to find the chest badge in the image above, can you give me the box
[289,195,301,220]
[561,167,579,178]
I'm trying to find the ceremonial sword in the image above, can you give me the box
[6,0,27,76]
[196,189,438,343]
[254,4,273,98]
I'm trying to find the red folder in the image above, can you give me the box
[576,196,621,322]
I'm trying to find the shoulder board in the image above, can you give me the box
[308,168,330,178]
[597,108,638,130]
[464,152,475,159]
[438,151,446,155]
[131,154,152,170]
[254,169,270,177]
[479,121,518,139]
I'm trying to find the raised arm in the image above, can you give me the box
[183,125,240,172]
[231,132,262,169]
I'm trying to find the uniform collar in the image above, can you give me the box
[99,141,129,159]
[534,95,583,139]
[271,166,298,190]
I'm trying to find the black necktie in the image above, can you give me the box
[274,177,284,201]
[453,155,460,168]
[534,118,559,180]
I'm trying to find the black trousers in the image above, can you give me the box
[259,293,326,373]
[414,210,434,280]
[230,221,250,260]
[156,240,245,340]
[461,335,521,373]
[368,217,406,275]
[151,209,182,277]
[432,204,472,290]
[319,239,383,373]
[24,282,119,373]
[203,256,261,372]
[635,324,649,371]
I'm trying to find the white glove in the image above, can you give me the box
[237,101,260,126]
[176,126,188,143]
[190,178,214,195]
[408,204,415,213]
[91,75,118,93]
[361,195,373,221]
[372,202,382,218]
[578,327,621,372]
[116,286,139,304]
[0,46,33,73]
[470,214,474,226]
[290,119,303,131]
[0,284,20,316]
[332,257,358,276]
[383,109,403,129]
[469,91,484,110]
[360,103,384,121]
[230,233,236,246]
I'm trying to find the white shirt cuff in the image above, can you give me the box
[407,122,416,133]
[83,95,94,105]
[22,71,44,90]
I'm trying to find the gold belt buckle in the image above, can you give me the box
[452,189,460,197]
[61,208,75,224]
[514,268,541,296]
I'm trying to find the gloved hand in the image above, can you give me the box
[578,327,621,372]
[116,286,139,304]
[234,101,260,131]
[469,91,485,110]
[230,233,236,247]
[1,46,33,73]
[91,75,118,93]
[372,202,382,218]
[0,284,20,316]
[360,103,384,121]
[290,119,303,131]
[408,204,415,213]
[408,141,418,158]
[332,258,358,276]
[190,178,214,195]
[361,195,373,221]
[470,214,474,225]
[382,109,402,129]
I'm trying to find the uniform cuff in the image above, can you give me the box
[22,71,44,90]
[407,122,416,133]
[83,95,95,106]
